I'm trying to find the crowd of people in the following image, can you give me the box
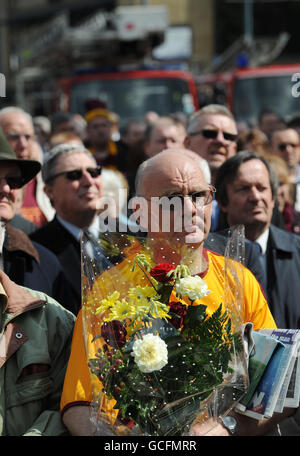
[0,97,300,436]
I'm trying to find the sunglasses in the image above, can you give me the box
[0,175,25,189]
[189,129,238,142]
[161,187,216,206]
[278,143,298,152]
[47,166,102,183]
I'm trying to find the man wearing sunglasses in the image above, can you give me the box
[184,104,238,232]
[271,127,300,184]
[184,104,238,186]
[270,127,300,216]
[30,143,104,314]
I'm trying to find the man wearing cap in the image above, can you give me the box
[0,131,75,435]
[0,128,77,314]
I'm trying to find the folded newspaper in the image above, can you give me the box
[236,329,300,420]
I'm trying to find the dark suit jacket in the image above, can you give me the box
[30,217,81,314]
[204,231,266,294]
[4,224,76,315]
[264,224,300,329]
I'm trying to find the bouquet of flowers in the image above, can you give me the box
[81,230,248,436]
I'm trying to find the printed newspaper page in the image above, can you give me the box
[236,329,300,420]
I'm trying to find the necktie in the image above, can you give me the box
[254,242,267,291]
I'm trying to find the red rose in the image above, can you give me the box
[168,301,188,329]
[101,320,127,348]
[150,263,176,283]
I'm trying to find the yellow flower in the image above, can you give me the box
[106,298,135,322]
[95,291,120,315]
[129,286,157,304]
[148,299,171,320]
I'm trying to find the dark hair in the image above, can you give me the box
[215,150,278,207]
[51,111,73,131]
[258,108,280,122]
[120,118,146,137]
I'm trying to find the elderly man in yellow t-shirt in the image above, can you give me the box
[60,149,286,436]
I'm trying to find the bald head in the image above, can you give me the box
[134,148,213,248]
[136,149,208,197]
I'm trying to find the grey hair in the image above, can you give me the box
[0,106,33,124]
[187,104,235,135]
[42,143,96,184]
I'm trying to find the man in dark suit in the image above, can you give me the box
[215,150,300,329]
[204,230,266,293]
[30,143,104,314]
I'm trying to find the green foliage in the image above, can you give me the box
[89,303,243,436]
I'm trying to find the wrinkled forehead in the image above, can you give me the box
[55,150,96,170]
[1,113,34,132]
[197,113,237,132]
[141,154,207,197]
[273,129,300,145]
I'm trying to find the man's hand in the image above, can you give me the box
[189,418,231,436]
[62,405,116,436]
[189,407,298,436]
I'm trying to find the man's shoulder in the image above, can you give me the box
[206,247,253,275]
[24,286,76,325]
[269,224,300,252]
[30,218,73,249]
[30,218,61,239]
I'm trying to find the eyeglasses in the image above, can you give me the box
[162,186,216,206]
[6,133,35,142]
[0,175,25,189]
[189,129,238,142]
[278,143,298,151]
[47,166,102,183]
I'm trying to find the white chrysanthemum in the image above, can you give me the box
[132,333,168,373]
[175,275,211,301]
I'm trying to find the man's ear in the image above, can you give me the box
[143,142,151,158]
[229,141,237,157]
[218,199,228,214]
[43,184,52,199]
[43,184,55,207]
[183,135,190,149]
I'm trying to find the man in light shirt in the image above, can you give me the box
[30,144,103,314]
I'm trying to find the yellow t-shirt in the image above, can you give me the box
[60,249,276,418]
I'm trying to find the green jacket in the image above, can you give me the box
[0,283,75,436]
